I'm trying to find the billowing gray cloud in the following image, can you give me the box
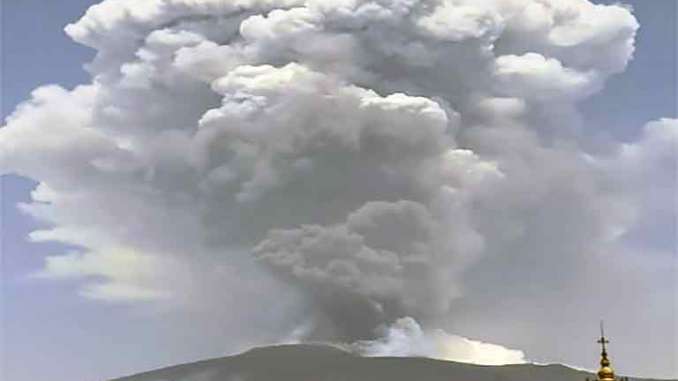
[1,0,674,376]
[254,200,477,339]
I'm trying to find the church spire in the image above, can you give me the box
[585,322,629,381]
[596,321,616,381]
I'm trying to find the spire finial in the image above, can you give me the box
[598,321,609,354]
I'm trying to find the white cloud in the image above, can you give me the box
[493,53,600,101]
[355,317,526,365]
[34,248,172,302]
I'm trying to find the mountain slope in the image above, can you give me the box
[111,344,671,381]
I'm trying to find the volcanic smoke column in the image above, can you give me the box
[1,0,676,368]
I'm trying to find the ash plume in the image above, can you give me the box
[1,0,675,372]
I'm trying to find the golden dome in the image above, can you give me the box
[598,366,615,381]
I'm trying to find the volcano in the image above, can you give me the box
[111,344,671,381]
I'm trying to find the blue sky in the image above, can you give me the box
[1,1,675,381]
